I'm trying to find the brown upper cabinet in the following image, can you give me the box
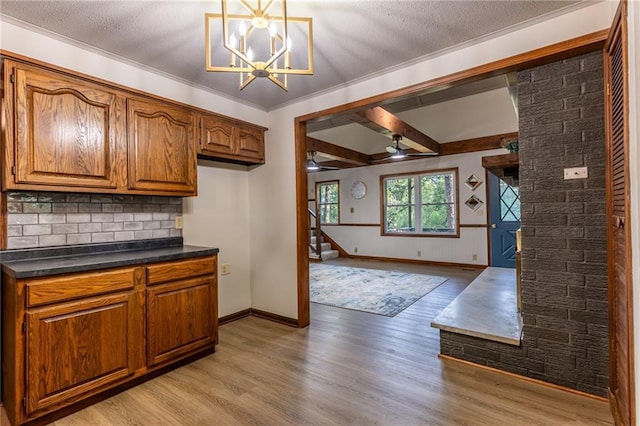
[127,97,197,194]
[198,113,266,164]
[2,60,127,192]
[2,56,268,196]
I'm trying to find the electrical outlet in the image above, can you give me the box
[354,247,358,253]
[472,254,478,261]
[175,216,184,229]
[417,250,422,257]
[221,263,231,275]
[350,207,355,213]
[564,167,588,180]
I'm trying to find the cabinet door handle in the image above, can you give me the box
[491,223,497,229]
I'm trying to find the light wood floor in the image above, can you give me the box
[51,259,613,425]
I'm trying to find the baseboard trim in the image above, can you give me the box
[438,354,608,403]
[250,308,299,327]
[347,255,486,270]
[219,309,251,326]
[219,308,299,328]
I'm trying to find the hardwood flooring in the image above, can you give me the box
[50,259,613,425]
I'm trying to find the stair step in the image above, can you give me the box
[320,250,339,261]
[309,242,332,256]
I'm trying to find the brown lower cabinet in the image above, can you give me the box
[1,255,217,425]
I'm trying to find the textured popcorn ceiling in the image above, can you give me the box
[0,1,589,110]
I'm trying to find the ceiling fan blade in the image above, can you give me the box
[320,165,341,170]
[386,145,399,154]
[407,152,439,157]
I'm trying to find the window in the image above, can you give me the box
[316,181,339,224]
[382,169,458,236]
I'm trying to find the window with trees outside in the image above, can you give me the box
[317,181,339,224]
[382,168,458,237]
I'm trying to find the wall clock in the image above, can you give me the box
[351,181,367,199]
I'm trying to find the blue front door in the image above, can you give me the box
[488,172,521,268]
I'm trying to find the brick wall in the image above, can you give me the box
[6,192,183,249]
[440,51,608,396]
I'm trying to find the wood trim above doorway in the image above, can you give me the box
[295,30,609,332]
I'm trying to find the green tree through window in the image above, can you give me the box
[317,181,339,224]
[382,169,457,236]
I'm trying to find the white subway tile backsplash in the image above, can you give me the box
[152,229,170,238]
[114,213,135,222]
[91,213,114,223]
[79,223,102,233]
[23,224,52,236]
[23,203,52,213]
[5,191,183,249]
[102,203,124,213]
[134,230,153,239]
[67,233,92,245]
[123,222,144,231]
[8,214,39,225]
[7,225,22,237]
[38,214,67,224]
[66,213,92,223]
[39,234,67,247]
[143,221,161,230]
[8,236,39,249]
[78,203,102,213]
[114,231,135,241]
[52,203,79,213]
[52,224,79,234]
[103,222,124,232]
[66,194,91,203]
[134,212,153,221]
[152,212,170,221]
[91,232,115,243]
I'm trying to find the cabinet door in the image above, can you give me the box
[199,114,235,156]
[128,97,196,195]
[7,61,126,190]
[147,276,217,367]
[237,125,265,163]
[25,292,143,417]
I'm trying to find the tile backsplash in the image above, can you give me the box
[6,192,183,249]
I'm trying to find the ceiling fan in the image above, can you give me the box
[306,151,341,172]
[377,134,439,161]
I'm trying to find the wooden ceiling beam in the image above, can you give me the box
[306,137,370,165]
[439,132,518,156]
[353,106,441,154]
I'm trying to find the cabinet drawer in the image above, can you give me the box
[26,267,139,307]
[146,256,216,285]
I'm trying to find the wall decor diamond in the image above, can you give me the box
[464,174,482,191]
[465,195,484,211]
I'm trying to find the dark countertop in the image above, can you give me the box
[0,238,219,279]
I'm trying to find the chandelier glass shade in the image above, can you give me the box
[205,0,313,91]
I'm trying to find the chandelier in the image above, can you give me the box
[205,0,313,91]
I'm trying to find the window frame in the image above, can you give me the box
[379,168,459,238]
[315,180,340,225]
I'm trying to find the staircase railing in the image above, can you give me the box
[308,208,322,256]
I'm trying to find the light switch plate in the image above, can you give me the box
[564,167,588,180]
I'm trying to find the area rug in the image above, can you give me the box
[309,263,449,317]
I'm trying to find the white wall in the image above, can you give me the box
[627,0,640,422]
[308,149,505,265]
[182,161,252,316]
[249,2,615,319]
